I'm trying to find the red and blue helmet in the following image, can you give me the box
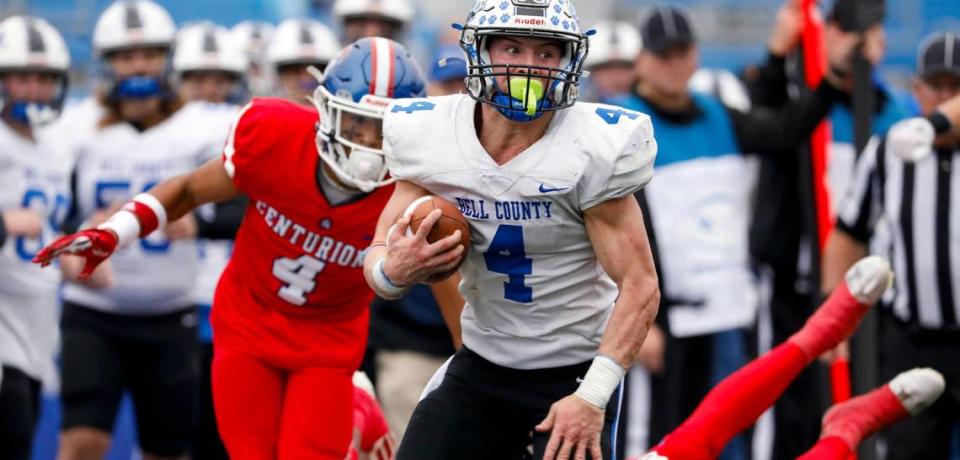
[313,37,426,192]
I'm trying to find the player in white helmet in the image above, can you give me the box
[173,20,250,460]
[52,2,237,459]
[0,16,72,460]
[266,19,339,105]
[364,0,660,458]
[229,20,275,97]
[688,68,752,113]
[332,0,413,43]
[173,22,248,104]
[583,21,641,103]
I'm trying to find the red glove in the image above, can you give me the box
[33,228,118,278]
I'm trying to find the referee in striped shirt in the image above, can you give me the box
[823,32,960,460]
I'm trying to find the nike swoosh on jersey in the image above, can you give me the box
[539,184,569,193]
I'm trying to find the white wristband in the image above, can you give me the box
[372,257,409,299]
[97,210,140,248]
[574,355,626,409]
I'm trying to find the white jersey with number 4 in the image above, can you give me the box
[61,99,235,315]
[0,121,73,383]
[384,94,656,369]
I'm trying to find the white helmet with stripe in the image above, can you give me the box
[92,0,176,56]
[585,21,641,69]
[230,21,275,96]
[0,16,71,126]
[230,21,274,67]
[174,22,247,76]
[0,16,70,73]
[266,19,339,70]
[332,0,414,26]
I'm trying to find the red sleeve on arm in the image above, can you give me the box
[352,387,391,452]
[222,98,297,193]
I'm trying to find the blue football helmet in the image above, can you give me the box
[312,37,426,192]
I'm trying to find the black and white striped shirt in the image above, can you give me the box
[836,135,960,330]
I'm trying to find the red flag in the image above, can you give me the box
[802,1,853,437]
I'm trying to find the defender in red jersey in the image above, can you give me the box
[34,37,427,459]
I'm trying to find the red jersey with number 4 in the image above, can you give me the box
[213,97,392,369]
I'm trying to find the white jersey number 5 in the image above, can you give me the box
[272,255,327,305]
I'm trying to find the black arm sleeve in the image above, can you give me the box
[730,79,845,156]
[60,168,83,234]
[0,211,7,250]
[746,52,791,108]
[196,194,248,240]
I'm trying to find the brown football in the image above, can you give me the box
[404,195,471,282]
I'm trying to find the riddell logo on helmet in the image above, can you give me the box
[514,17,545,25]
[360,94,391,108]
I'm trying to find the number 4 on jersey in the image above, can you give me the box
[272,255,327,306]
[391,101,435,114]
[483,224,533,303]
[595,107,640,125]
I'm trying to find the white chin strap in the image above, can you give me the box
[318,139,393,193]
[345,148,386,185]
[26,104,59,127]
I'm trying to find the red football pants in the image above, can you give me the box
[649,342,855,460]
[212,346,353,459]
[796,437,852,460]
[652,342,808,459]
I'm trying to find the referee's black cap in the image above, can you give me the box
[917,32,960,80]
[641,7,696,55]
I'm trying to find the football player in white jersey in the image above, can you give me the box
[53,2,235,459]
[266,19,339,105]
[229,21,275,97]
[174,22,248,105]
[332,0,413,43]
[0,16,72,460]
[172,21,248,460]
[364,1,661,459]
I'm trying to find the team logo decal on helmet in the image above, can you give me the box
[0,16,71,126]
[312,37,426,192]
[456,0,592,122]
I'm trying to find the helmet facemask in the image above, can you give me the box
[99,46,174,103]
[312,76,393,193]
[459,25,588,122]
[0,70,69,128]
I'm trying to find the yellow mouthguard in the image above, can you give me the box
[509,78,545,116]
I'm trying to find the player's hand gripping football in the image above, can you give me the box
[382,208,465,286]
[32,228,119,279]
[536,394,605,460]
